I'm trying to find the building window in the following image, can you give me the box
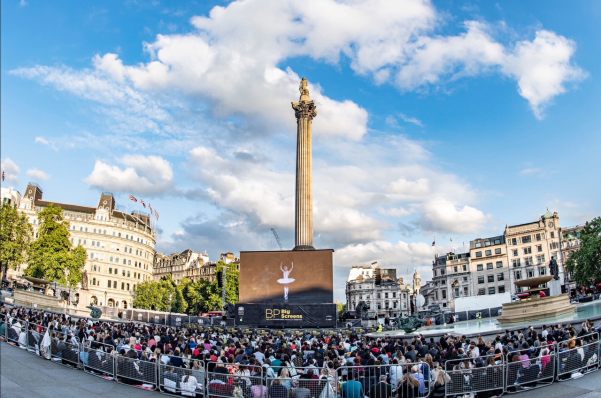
[515,270,522,280]
[121,282,125,290]
[442,290,447,299]
[524,257,533,266]
[496,261,503,268]
[488,287,496,295]
[109,267,112,274]
[475,251,482,258]
[510,238,517,245]
[485,250,492,256]
[462,264,467,271]
[527,269,535,278]
[477,264,483,271]
[523,247,532,255]
[487,275,495,283]
[522,235,531,243]
[454,266,458,273]
[498,273,505,281]
[464,286,469,295]
[478,276,485,284]
[107,280,111,288]
[486,263,493,270]
[512,249,518,257]
[536,255,546,264]
[478,288,486,295]
[512,259,521,267]
[498,285,506,293]
[539,267,547,276]
[550,231,555,238]
[495,248,502,255]
[535,233,542,241]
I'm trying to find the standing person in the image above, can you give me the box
[341,372,363,398]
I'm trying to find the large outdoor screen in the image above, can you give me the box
[239,249,333,304]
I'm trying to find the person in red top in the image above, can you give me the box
[539,290,546,298]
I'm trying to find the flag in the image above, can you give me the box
[432,241,435,246]
[155,209,160,220]
[1,171,4,181]
[149,204,153,214]
[140,199,146,208]
[128,194,137,202]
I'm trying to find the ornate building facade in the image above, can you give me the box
[345,261,412,318]
[153,249,211,283]
[10,184,155,310]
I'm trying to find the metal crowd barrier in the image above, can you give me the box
[83,343,116,379]
[205,363,264,398]
[505,347,555,392]
[339,363,430,398]
[115,355,157,389]
[159,358,205,396]
[556,332,600,380]
[445,354,504,397]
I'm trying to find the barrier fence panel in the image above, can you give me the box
[206,363,264,398]
[339,363,429,398]
[159,358,205,396]
[556,332,600,381]
[83,344,116,379]
[26,322,46,355]
[0,314,9,341]
[505,346,556,393]
[115,355,157,390]
[50,335,81,368]
[445,354,504,398]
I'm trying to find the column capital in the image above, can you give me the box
[292,100,317,120]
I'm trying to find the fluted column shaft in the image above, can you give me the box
[292,80,316,250]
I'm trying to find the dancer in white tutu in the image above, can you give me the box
[277,262,295,301]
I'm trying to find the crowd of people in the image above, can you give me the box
[1,302,600,398]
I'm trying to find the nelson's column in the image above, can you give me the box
[292,78,317,250]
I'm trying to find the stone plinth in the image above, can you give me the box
[497,294,574,324]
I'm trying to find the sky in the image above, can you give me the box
[2,0,600,300]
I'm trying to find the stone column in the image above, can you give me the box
[292,78,317,250]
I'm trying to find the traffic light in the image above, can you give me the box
[216,270,223,288]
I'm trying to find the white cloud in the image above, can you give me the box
[419,198,487,233]
[26,168,49,181]
[519,167,545,176]
[1,158,20,183]
[503,30,586,118]
[398,113,424,127]
[34,136,58,151]
[85,155,173,195]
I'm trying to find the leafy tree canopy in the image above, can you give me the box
[25,205,86,287]
[567,217,601,285]
[0,203,33,281]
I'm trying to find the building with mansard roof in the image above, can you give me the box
[8,183,155,311]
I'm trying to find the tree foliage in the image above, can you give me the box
[567,217,601,285]
[133,278,176,311]
[133,261,240,315]
[25,205,86,287]
[0,203,33,281]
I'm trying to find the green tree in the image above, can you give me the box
[133,278,176,311]
[216,260,239,305]
[179,278,207,315]
[25,205,86,287]
[567,217,601,285]
[169,277,188,314]
[0,203,33,283]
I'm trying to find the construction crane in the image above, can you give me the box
[270,228,283,250]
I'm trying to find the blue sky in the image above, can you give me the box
[2,0,600,299]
